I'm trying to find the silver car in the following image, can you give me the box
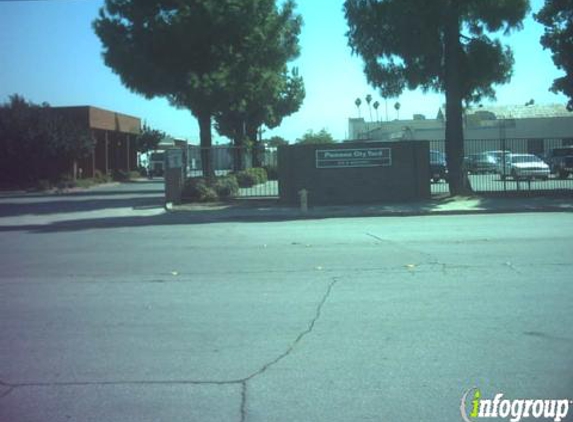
[498,153,550,181]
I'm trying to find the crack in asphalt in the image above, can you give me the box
[240,381,248,422]
[366,232,440,262]
[244,277,340,382]
[0,276,341,422]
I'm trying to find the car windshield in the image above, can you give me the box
[511,155,541,163]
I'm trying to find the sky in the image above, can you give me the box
[0,0,568,145]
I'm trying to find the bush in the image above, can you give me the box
[112,169,130,181]
[181,177,218,202]
[94,170,112,183]
[214,175,239,199]
[74,179,96,189]
[129,171,141,180]
[36,179,52,191]
[234,167,268,187]
[263,164,278,180]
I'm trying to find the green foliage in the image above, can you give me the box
[535,0,573,111]
[344,0,528,101]
[94,170,112,184]
[234,167,268,187]
[263,164,279,180]
[214,175,240,199]
[344,0,529,194]
[94,0,304,178]
[136,124,165,153]
[181,175,239,202]
[296,129,336,145]
[0,94,93,185]
[213,1,304,151]
[182,178,219,202]
[265,136,289,147]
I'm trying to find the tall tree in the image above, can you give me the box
[94,0,297,178]
[213,0,303,170]
[365,94,373,121]
[0,95,92,184]
[297,129,336,145]
[355,98,362,117]
[136,123,165,154]
[394,101,401,120]
[535,0,573,111]
[214,67,304,170]
[345,0,529,195]
[373,100,380,122]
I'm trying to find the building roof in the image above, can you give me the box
[53,106,141,134]
[466,104,571,119]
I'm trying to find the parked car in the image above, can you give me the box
[430,150,447,183]
[484,150,511,164]
[498,153,550,181]
[464,152,498,174]
[545,146,573,179]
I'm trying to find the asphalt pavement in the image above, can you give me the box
[0,181,572,422]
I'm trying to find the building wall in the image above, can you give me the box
[53,106,140,178]
[349,105,573,150]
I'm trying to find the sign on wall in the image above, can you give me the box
[316,148,392,169]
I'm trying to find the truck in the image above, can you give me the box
[545,146,573,179]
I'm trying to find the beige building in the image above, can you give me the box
[348,104,573,154]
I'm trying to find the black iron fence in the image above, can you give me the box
[186,145,279,198]
[429,138,573,195]
[183,139,573,199]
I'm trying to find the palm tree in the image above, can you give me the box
[355,98,362,118]
[373,100,380,122]
[394,101,401,120]
[365,94,373,121]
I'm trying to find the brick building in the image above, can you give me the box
[53,106,141,178]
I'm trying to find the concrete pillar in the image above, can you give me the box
[105,131,109,175]
[126,134,130,172]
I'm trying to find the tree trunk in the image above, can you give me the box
[232,129,245,172]
[197,111,215,179]
[444,5,472,196]
[247,125,263,168]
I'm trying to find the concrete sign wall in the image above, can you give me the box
[278,141,430,206]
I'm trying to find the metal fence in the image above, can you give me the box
[184,139,573,199]
[186,145,280,198]
[429,138,573,195]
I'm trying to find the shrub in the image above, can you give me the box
[129,171,141,180]
[36,179,52,191]
[181,177,218,202]
[94,170,112,183]
[263,164,278,180]
[235,170,258,188]
[234,167,268,187]
[112,169,130,181]
[214,175,239,199]
[74,179,96,189]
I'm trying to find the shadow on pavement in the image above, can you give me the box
[0,194,571,234]
[0,181,165,217]
[0,196,164,217]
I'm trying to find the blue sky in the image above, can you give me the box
[0,0,567,144]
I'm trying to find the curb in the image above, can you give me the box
[165,204,573,223]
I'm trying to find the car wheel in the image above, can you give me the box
[558,170,569,179]
[511,170,519,181]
